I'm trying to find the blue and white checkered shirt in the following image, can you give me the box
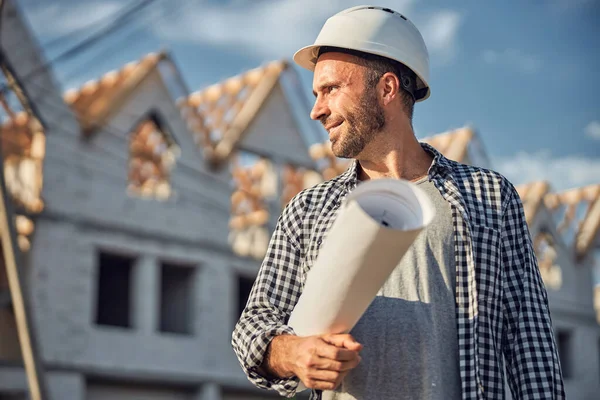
[232,143,565,399]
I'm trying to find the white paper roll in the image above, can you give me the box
[288,179,435,392]
[288,177,435,359]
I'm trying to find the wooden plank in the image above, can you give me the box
[0,0,49,396]
[0,148,49,400]
[0,153,49,399]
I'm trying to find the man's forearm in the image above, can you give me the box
[260,334,297,378]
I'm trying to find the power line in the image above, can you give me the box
[0,0,161,95]
[2,0,295,209]
[4,0,166,84]
[60,24,150,82]
[39,0,153,51]
[42,0,159,66]
[60,0,194,85]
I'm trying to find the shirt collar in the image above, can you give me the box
[420,142,454,176]
[337,142,455,190]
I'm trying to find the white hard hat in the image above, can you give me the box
[294,5,431,101]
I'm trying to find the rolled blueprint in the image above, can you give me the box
[288,178,435,337]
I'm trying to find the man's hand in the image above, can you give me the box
[262,333,362,391]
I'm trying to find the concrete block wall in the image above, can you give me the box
[40,69,232,252]
[27,217,258,382]
[526,207,600,399]
[530,208,596,310]
[0,3,265,396]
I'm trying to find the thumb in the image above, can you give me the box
[322,334,363,351]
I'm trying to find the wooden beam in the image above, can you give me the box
[0,1,49,394]
[0,151,49,399]
[212,61,288,165]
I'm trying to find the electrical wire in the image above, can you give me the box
[0,0,161,95]
[1,0,306,214]
[58,0,192,81]
[39,0,154,51]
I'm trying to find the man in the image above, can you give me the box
[232,6,564,400]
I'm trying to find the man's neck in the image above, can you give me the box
[356,136,433,182]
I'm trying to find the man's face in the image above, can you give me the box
[311,52,385,159]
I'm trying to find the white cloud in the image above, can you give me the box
[482,48,541,73]
[155,1,462,64]
[584,121,600,140]
[419,10,463,65]
[156,0,414,58]
[23,1,122,37]
[493,150,600,191]
[22,1,465,67]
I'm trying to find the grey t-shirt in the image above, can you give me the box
[322,177,462,400]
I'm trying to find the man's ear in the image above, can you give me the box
[380,72,400,106]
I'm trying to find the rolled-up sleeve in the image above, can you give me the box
[501,185,565,399]
[231,209,305,397]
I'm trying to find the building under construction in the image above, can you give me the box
[0,0,599,399]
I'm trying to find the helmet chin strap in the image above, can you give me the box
[399,74,429,102]
[399,73,416,102]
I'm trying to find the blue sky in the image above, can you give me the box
[17,0,600,191]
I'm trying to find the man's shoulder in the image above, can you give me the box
[451,160,503,180]
[285,174,346,211]
[447,160,519,210]
[279,173,346,227]
[450,160,513,191]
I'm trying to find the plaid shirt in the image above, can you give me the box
[232,143,565,399]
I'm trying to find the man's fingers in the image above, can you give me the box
[303,379,338,391]
[316,343,359,361]
[292,334,362,391]
[322,333,363,351]
[319,357,361,372]
[306,369,341,382]
[303,370,350,391]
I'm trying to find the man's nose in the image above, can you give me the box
[310,97,329,121]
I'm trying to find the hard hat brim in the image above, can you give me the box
[293,44,430,102]
[293,44,320,72]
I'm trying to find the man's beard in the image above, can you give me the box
[328,88,386,159]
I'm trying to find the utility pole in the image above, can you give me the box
[0,0,49,398]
